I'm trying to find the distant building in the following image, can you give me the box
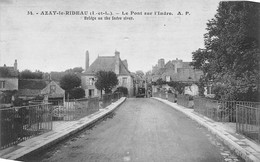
[151,58,203,95]
[17,79,65,100]
[0,60,19,106]
[0,60,19,92]
[152,58,203,83]
[81,50,134,97]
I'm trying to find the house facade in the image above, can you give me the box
[0,60,19,92]
[81,51,134,97]
[151,58,203,95]
[0,60,19,106]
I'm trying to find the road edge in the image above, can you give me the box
[152,97,260,162]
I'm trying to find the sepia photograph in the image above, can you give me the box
[0,0,259,161]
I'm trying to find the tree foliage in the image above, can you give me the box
[152,78,190,94]
[49,67,84,82]
[114,86,128,96]
[136,70,144,78]
[60,73,81,91]
[65,67,84,73]
[167,81,190,94]
[0,90,16,104]
[95,71,118,94]
[67,87,85,99]
[20,70,43,79]
[191,1,260,101]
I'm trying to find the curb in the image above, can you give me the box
[2,97,126,160]
[152,97,260,162]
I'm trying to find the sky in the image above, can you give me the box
[0,0,223,73]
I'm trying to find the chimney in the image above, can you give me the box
[122,59,128,69]
[115,51,120,75]
[158,58,165,68]
[85,50,89,71]
[14,59,17,71]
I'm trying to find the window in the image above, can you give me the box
[0,81,5,89]
[89,78,95,85]
[89,89,94,97]
[122,77,127,86]
[166,76,171,82]
[207,86,212,94]
[50,85,56,94]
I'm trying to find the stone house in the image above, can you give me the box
[0,60,19,92]
[0,60,19,106]
[17,79,65,100]
[81,51,134,97]
[151,58,203,96]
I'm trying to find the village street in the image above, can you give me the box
[23,98,243,162]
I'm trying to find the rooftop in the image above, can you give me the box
[84,56,131,76]
[0,66,18,78]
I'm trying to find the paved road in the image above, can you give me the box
[23,98,243,162]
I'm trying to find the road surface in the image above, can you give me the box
[22,98,243,162]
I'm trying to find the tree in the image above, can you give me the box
[0,90,17,104]
[136,70,144,78]
[95,71,118,95]
[60,73,81,91]
[20,70,43,79]
[72,67,84,73]
[145,70,152,82]
[65,67,84,73]
[152,78,166,87]
[191,1,260,101]
[68,87,85,99]
[167,81,189,94]
[114,86,128,96]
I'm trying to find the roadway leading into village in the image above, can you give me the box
[22,98,243,162]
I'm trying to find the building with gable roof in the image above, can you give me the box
[0,60,19,92]
[151,58,204,96]
[152,58,203,83]
[81,50,134,97]
[17,79,65,100]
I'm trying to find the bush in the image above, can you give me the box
[0,90,17,104]
[67,87,85,99]
[114,86,128,96]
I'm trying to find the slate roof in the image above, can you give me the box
[84,56,131,76]
[182,62,191,68]
[0,66,18,78]
[165,61,174,69]
[152,60,203,83]
[170,68,203,82]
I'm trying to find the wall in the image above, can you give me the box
[117,75,134,97]
[81,75,97,97]
[177,68,194,81]
[172,59,183,73]
[81,75,134,97]
[0,78,18,91]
